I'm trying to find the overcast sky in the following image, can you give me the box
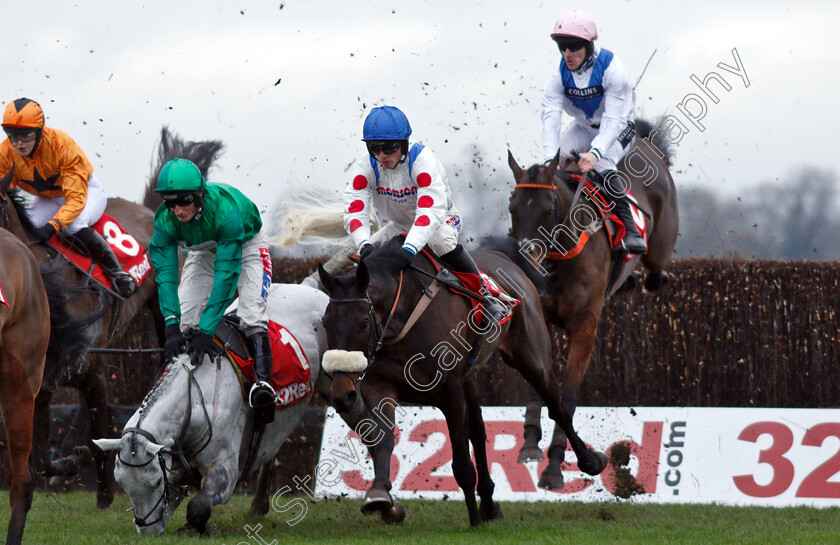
[7,1,838,239]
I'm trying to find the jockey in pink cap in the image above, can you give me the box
[541,9,646,254]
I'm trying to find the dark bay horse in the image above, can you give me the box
[318,237,608,526]
[0,127,223,509]
[506,118,678,488]
[0,230,91,545]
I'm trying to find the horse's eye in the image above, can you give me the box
[359,320,369,332]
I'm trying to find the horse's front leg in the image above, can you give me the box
[439,381,480,527]
[517,385,544,463]
[72,364,115,509]
[186,463,238,535]
[359,384,399,519]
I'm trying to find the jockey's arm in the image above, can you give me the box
[589,58,635,160]
[541,67,568,163]
[197,213,245,335]
[402,153,449,255]
[149,223,183,327]
[343,158,375,250]
[45,133,94,231]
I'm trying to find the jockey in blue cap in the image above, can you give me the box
[340,105,507,326]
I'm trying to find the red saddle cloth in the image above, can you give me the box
[48,213,152,293]
[447,271,520,326]
[564,174,649,262]
[227,320,313,409]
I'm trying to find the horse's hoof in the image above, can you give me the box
[249,497,270,516]
[379,501,406,524]
[516,446,545,463]
[361,489,393,515]
[96,490,114,510]
[480,501,504,522]
[186,495,213,534]
[579,451,609,476]
[537,470,565,491]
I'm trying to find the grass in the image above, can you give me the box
[1,491,839,545]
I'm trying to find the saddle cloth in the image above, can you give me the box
[417,248,521,325]
[564,173,648,262]
[48,213,152,293]
[220,319,313,409]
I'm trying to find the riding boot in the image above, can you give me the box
[441,244,508,326]
[601,170,647,255]
[247,329,276,425]
[70,227,138,297]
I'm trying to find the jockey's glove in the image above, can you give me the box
[32,223,58,243]
[396,247,415,271]
[163,324,188,361]
[359,243,374,261]
[189,332,222,367]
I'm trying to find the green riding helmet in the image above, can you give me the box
[154,158,206,193]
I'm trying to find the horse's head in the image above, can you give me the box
[94,431,177,534]
[317,239,405,415]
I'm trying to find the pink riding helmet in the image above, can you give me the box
[550,10,598,42]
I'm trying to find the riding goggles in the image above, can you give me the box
[161,192,197,209]
[366,140,402,155]
[3,128,37,143]
[554,38,588,52]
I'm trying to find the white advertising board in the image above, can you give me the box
[314,406,840,507]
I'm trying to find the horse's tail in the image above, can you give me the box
[142,126,225,211]
[478,235,548,294]
[270,190,380,248]
[635,117,675,167]
[40,261,106,389]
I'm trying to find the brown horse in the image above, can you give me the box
[0,127,223,509]
[0,230,93,545]
[317,236,607,526]
[506,118,678,488]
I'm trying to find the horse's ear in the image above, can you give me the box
[356,262,370,292]
[92,438,122,453]
[507,150,523,181]
[545,152,560,184]
[0,166,14,195]
[317,263,339,295]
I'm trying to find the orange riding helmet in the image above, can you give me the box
[3,98,46,156]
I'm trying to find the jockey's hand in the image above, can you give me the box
[577,152,598,173]
[396,247,415,270]
[359,243,374,261]
[31,223,57,243]
[189,332,222,367]
[163,324,188,361]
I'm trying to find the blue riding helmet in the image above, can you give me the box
[362,106,412,141]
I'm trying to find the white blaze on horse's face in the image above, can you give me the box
[114,435,172,534]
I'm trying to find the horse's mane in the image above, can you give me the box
[478,235,548,294]
[142,126,225,211]
[135,355,188,426]
[636,117,674,167]
[40,260,105,389]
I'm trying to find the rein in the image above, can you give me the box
[120,364,213,528]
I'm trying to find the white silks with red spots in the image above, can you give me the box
[343,144,458,255]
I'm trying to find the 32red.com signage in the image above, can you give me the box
[316,407,840,506]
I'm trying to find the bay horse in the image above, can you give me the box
[317,237,608,527]
[0,127,223,509]
[506,118,678,488]
[0,230,92,545]
[93,284,332,535]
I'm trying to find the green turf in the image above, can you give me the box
[1,491,839,545]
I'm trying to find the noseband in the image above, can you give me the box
[120,365,213,528]
[326,270,405,382]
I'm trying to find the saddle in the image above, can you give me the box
[49,213,152,295]
[213,315,313,409]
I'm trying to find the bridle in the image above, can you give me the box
[325,270,405,383]
[119,364,213,528]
